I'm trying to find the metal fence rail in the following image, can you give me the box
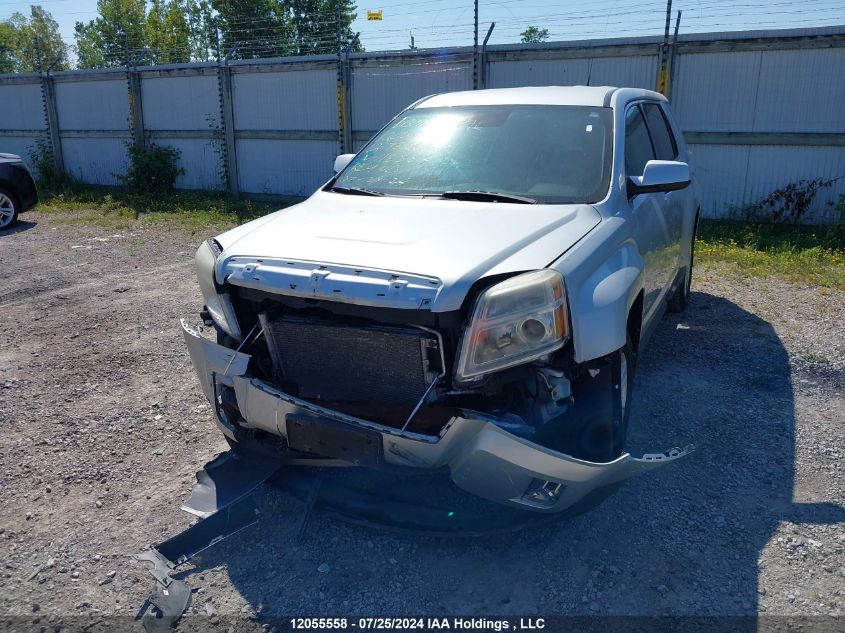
[1,24,843,221]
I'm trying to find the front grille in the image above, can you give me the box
[265,317,442,407]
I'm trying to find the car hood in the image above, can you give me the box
[214,191,601,312]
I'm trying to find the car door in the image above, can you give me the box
[641,101,685,284]
[624,102,675,320]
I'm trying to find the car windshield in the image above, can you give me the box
[333,104,614,204]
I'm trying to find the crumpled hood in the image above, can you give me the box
[215,190,600,312]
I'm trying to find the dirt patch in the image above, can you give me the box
[1,211,843,629]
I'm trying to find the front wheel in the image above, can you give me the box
[0,189,19,231]
[534,335,636,462]
[584,334,635,461]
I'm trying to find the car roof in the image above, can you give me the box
[415,86,665,109]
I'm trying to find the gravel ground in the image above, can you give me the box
[1,210,843,630]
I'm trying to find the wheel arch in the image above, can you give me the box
[627,289,644,356]
[566,240,645,364]
[0,181,20,208]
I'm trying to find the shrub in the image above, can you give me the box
[730,178,839,224]
[28,137,72,191]
[118,143,185,193]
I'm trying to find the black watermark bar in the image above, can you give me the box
[1,616,843,633]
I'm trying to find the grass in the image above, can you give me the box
[696,219,845,291]
[34,185,845,290]
[36,183,290,234]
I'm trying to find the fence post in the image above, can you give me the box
[665,11,682,102]
[480,23,496,89]
[472,0,479,89]
[655,0,672,95]
[218,60,240,199]
[127,68,145,148]
[335,47,352,153]
[40,72,64,177]
[339,51,353,153]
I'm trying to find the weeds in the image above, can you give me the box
[37,183,287,234]
[117,143,185,193]
[697,218,845,290]
[729,178,840,223]
[27,137,73,190]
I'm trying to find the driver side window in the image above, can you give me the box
[624,105,655,178]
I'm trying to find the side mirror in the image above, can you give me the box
[628,160,690,197]
[333,153,355,174]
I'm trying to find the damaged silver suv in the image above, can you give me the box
[183,86,698,513]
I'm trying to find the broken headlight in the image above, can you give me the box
[195,240,242,340]
[456,270,569,381]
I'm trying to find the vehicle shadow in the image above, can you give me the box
[192,290,845,619]
[0,220,36,236]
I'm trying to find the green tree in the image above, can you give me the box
[185,0,217,61]
[74,20,106,68]
[0,6,68,72]
[520,25,549,44]
[146,0,191,64]
[210,0,361,60]
[285,0,362,55]
[70,0,361,67]
[74,0,147,68]
[211,0,292,59]
[0,22,21,73]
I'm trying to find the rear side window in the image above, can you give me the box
[642,103,678,160]
[624,106,654,177]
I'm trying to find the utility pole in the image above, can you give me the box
[472,0,479,89]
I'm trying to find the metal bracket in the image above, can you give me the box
[134,549,176,588]
[134,449,284,630]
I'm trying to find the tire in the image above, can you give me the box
[668,213,699,313]
[0,188,19,231]
[583,334,635,461]
[534,335,636,462]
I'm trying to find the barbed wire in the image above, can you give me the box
[2,0,842,70]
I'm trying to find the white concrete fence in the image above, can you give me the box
[1,25,843,221]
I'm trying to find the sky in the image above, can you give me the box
[2,0,844,57]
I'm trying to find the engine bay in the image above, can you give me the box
[223,285,581,442]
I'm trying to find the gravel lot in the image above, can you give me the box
[1,210,844,630]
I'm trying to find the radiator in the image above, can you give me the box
[264,317,442,407]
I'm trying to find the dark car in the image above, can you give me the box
[0,153,38,230]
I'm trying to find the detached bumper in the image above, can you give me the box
[182,320,690,512]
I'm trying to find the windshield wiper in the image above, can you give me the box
[441,190,538,204]
[329,185,385,197]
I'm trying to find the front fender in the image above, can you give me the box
[553,217,644,364]
[572,242,643,362]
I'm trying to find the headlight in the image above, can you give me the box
[455,270,569,381]
[195,240,242,340]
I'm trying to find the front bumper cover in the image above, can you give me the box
[182,320,690,512]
